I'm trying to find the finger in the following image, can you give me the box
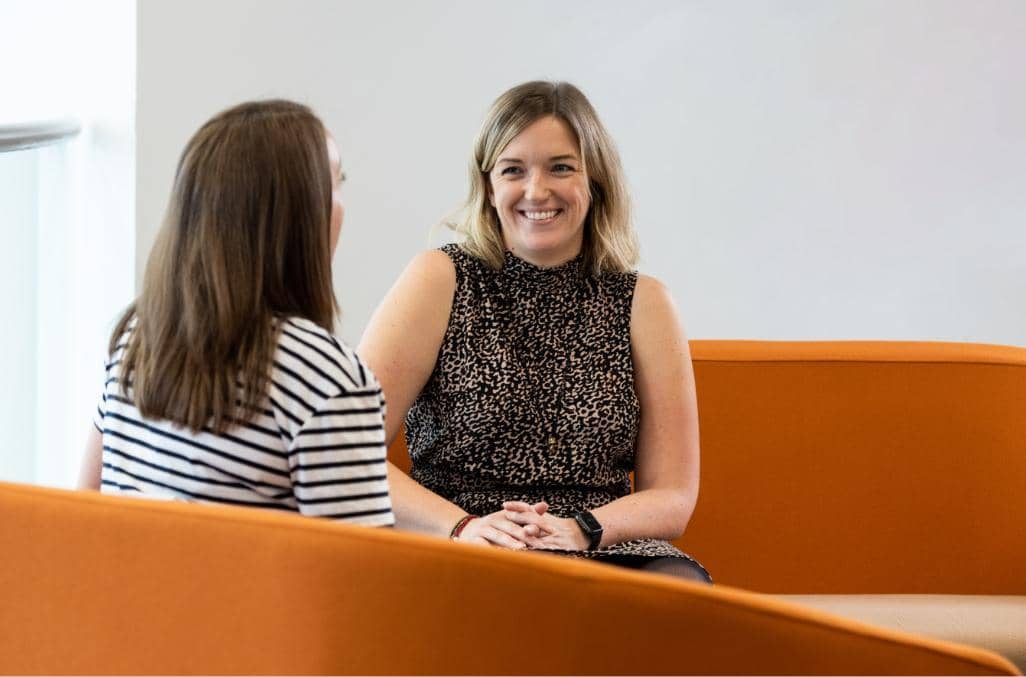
[475,511,540,542]
[501,501,550,516]
[502,518,548,538]
[490,517,542,543]
[504,510,552,532]
[503,509,540,523]
[483,526,527,550]
[521,530,555,548]
[501,501,535,512]
[526,539,564,551]
[531,537,573,551]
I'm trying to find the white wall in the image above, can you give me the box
[0,150,39,482]
[0,0,136,486]
[137,0,1026,346]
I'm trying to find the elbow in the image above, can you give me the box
[665,486,698,540]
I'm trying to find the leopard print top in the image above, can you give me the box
[405,244,687,559]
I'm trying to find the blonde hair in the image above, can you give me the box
[452,81,638,274]
[113,99,337,433]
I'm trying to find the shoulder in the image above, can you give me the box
[110,319,135,357]
[433,242,497,281]
[386,248,459,312]
[277,317,377,393]
[408,247,458,285]
[357,248,462,403]
[106,313,138,362]
[632,274,674,308]
[630,274,686,339]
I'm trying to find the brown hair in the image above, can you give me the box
[113,99,337,433]
[452,81,638,274]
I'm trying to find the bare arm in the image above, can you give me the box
[78,426,103,490]
[359,250,544,544]
[592,274,700,545]
[359,250,455,450]
[511,274,699,550]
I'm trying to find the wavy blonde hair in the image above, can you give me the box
[451,81,638,275]
[113,99,337,433]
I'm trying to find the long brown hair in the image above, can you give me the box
[452,81,638,275]
[113,99,337,433]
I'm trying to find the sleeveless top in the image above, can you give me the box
[406,244,686,559]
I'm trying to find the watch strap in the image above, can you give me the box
[573,510,603,550]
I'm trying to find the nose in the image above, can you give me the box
[524,170,550,201]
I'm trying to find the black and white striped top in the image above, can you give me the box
[94,317,394,527]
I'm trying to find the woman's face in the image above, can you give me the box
[488,115,590,267]
[326,132,345,256]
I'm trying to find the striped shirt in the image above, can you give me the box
[94,317,394,527]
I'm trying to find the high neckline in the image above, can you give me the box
[501,249,585,283]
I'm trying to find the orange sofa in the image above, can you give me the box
[684,340,1026,595]
[0,480,1017,675]
[686,340,1026,671]
[388,339,1026,671]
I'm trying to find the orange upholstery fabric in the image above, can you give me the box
[0,481,1017,675]
[684,341,1026,594]
[387,341,1026,594]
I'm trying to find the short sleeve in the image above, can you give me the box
[286,384,395,527]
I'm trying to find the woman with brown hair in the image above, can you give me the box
[359,81,709,579]
[79,99,394,527]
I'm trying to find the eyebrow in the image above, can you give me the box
[495,154,580,165]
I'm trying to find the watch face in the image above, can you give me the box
[576,511,602,533]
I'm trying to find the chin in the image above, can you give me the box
[517,227,581,253]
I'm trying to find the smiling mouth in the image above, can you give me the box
[519,209,562,221]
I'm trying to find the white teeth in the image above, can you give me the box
[523,210,559,220]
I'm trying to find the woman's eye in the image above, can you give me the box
[553,164,575,173]
[500,166,522,176]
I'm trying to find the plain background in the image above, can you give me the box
[1,0,135,485]
[137,0,1026,346]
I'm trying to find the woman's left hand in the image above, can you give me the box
[503,501,591,551]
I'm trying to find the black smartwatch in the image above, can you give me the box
[573,510,603,550]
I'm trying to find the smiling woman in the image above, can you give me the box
[359,81,710,582]
[487,116,592,267]
[456,81,636,276]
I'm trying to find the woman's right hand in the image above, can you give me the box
[455,504,550,549]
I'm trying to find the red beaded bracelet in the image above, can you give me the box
[449,514,479,540]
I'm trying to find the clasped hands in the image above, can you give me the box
[453,500,590,551]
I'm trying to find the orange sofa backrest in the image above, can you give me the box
[389,340,1026,595]
[685,340,1026,594]
[0,481,1016,675]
